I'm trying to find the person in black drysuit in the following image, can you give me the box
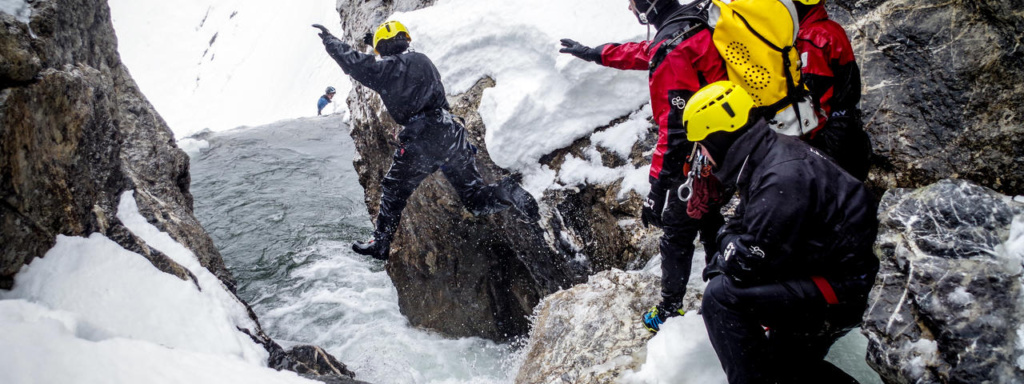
[313,22,511,260]
[684,82,879,383]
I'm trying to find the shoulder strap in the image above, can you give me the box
[648,20,708,75]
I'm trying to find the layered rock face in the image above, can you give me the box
[0,0,223,291]
[0,1,357,381]
[863,179,1024,383]
[829,0,1024,195]
[337,0,656,341]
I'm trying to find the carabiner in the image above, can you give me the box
[678,177,694,202]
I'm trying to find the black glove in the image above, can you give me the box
[363,32,374,46]
[559,38,603,64]
[312,24,333,40]
[641,184,668,228]
[702,252,725,282]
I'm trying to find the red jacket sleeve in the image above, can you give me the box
[600,41,656,70]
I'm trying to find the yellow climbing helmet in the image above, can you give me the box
[373,20,411,53]
[684,81,756,142]
[792,0,822,4]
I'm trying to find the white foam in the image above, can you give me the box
[178,138,210,157]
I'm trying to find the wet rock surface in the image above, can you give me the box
[828,0,1024,195]
[863,179,1024,383]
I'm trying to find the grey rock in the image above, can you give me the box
[828,0,1024,195]
[514,269,702,384]
[864,179,1024,383]
[0,0,231,291]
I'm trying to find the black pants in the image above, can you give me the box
[701,275,868,384]
[659,186,724,302]
[807,114,872,181]
[374,112,508,240]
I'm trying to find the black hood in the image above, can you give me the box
[712,118,774,189]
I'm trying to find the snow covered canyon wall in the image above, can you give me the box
[0,1,359,382]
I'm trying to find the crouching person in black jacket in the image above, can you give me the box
[680,81,879,384]
[313,21,512,260]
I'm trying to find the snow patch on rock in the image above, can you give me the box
[0,0,31,23]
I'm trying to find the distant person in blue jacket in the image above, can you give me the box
[318,86,336,115]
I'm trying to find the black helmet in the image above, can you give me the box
[631,0,673,24]
[325,86,336,94]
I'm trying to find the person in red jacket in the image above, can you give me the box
[559,0,727,332]
[795,0,873,180]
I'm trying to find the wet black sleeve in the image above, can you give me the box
[716,168,811,283]
[323,35,397,91]
[829,60,862,116]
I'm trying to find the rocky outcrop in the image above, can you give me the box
[338,0,658,342]
[0,0,229,292]
[863,179,1024,383]
[0,1,357,381]
[515,270,671,384]
[828,0,1024,195]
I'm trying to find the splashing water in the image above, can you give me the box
[188,115,517,383]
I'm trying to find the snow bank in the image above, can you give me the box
[552,106,653,198]
[108,0,346,137]
[618,314,727,384]
[0,231,265,362]
[0,0,31,24]
[0,191,297,383]
[0,300,315,384]
[395,0,650,175]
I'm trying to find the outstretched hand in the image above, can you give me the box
[559,38,602,63]
[312,24,332,39]
[559,39,588,55]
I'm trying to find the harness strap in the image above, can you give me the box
[811,275,839,305]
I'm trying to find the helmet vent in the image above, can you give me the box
[722,102,736,118]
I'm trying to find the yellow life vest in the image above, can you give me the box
[711,0,803,112]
